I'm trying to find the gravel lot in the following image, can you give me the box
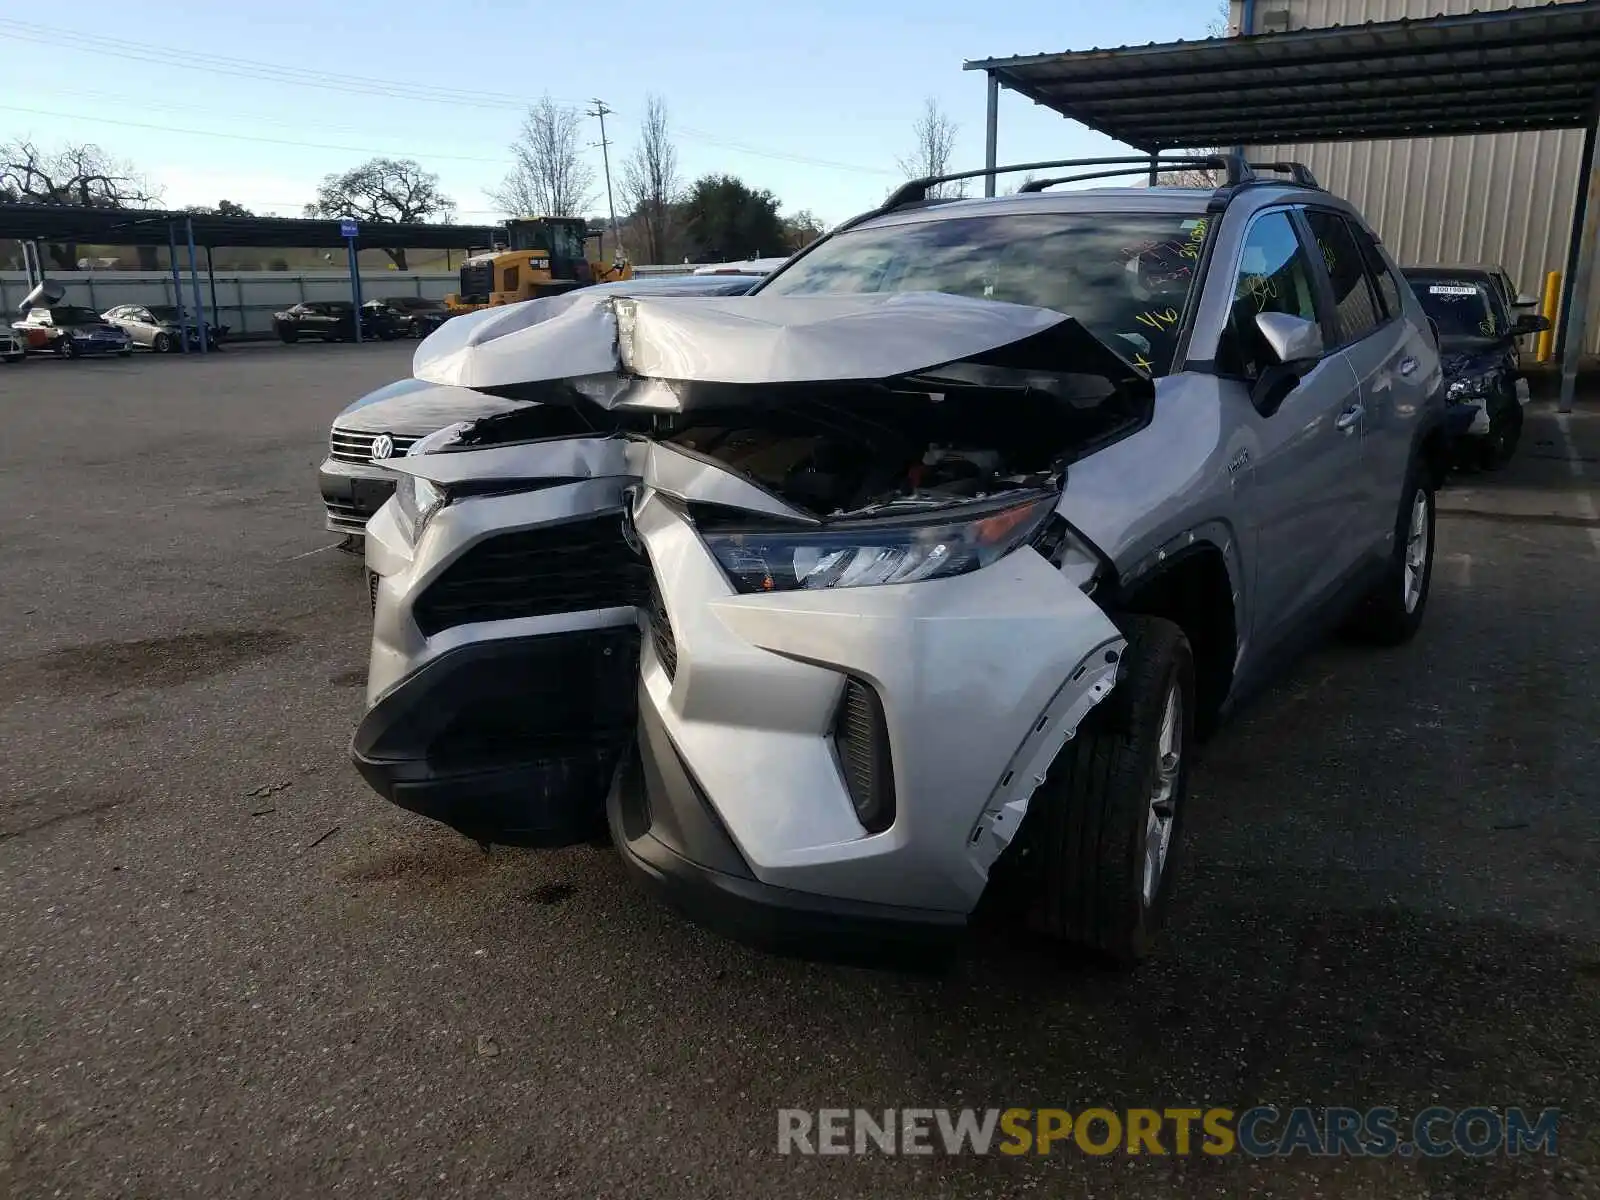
[2,344,1598,1199]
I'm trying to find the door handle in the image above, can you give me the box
[1399,356,1418,376]
[1335,404,1364,432]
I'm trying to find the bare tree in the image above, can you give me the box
[1207,0,1232,37]
[1,139,160,268]
[488,94,597,219]
[620,94,681,263]
[1153,1,1234,187]
[304,157,453,270]
[896,98,966,199]
[0,139,158,208]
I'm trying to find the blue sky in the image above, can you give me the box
[4,0,1221,230]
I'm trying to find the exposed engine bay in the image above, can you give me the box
[655,386,1089,519]
[411,292,1156,522]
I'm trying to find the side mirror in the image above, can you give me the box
[1512,312,1551,337]
[1250,313,1324,417]
[1256,312,1324,366]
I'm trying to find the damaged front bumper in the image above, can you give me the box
[353,286,1141,944]
[355,454,1122,935]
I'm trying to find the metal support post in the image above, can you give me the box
[184,217,208,355]
[984,73,1000,198]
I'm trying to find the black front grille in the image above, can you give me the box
[833,677,895,833]
[648,581,678,679]
[412,513,649,636]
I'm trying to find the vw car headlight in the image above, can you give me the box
[700,493,1058,594]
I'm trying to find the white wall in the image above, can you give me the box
[0,271,457,339]
[1227,0,1599,354]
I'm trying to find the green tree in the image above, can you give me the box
[682,175,786,262]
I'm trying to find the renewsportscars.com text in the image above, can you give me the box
[777,1106,1560,1158]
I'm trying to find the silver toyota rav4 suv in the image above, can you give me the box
[353,157,1446,963]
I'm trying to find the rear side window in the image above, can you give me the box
[1305,210,1382,344]
[1347,221,1403,321]
[1217,210,1320,379]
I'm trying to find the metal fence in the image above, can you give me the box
[0,271,457,340]
[0,265,702,339]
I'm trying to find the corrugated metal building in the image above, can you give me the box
[1229,0,1599,352]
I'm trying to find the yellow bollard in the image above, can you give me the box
[1536,270,1562,363]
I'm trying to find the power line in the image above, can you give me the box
[0,103,509,164]
[8,24,900,178]
[6,23,584,111]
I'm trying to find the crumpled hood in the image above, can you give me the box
[411,289,1071,395]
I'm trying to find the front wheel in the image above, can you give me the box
[57,338,76,359]
[152,332,171,353]
[1347,468,1435,645]
[1004,615,1195,965]
[278,328,298,344]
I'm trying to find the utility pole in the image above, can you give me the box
[587,99,620,262]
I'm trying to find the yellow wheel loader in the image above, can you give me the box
[443,217,633,315]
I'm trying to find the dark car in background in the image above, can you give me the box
[102,304,227,352]
[318,273,766,539]
[273,301,400,344]
[1404,266,1549,469]
[373,296,450,339]
[12,306,133,358]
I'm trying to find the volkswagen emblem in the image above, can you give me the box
[369,433,395,461]
[619,486,643,555]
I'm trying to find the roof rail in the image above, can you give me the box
[884,154,1256,208]
[1017,156,1249,194]
[1246,161,1322,189]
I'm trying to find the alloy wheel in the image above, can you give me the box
[1403,488,1429,613]
[1141,681,1183,907]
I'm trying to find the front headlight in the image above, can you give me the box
[392,422,468,538]
[699,492,1057,594]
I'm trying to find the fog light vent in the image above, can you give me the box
[832,677,895,834]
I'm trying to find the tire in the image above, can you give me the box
[1008,615,1195,965]
[57,338,76,359]
[1346,466,1435,646]
[279,329,298,345]
[3,353,22,364]
[118,349,132,358]
[1478,403,1523,470]
[152,332,171,353]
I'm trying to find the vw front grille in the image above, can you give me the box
[329,429,420,464]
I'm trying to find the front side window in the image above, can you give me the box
[1305,210,1382,344]
[1218,210,1320,379]
[759,211,1211,376]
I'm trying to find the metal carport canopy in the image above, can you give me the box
[965,0,1600,412]
[0,204,502,249]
